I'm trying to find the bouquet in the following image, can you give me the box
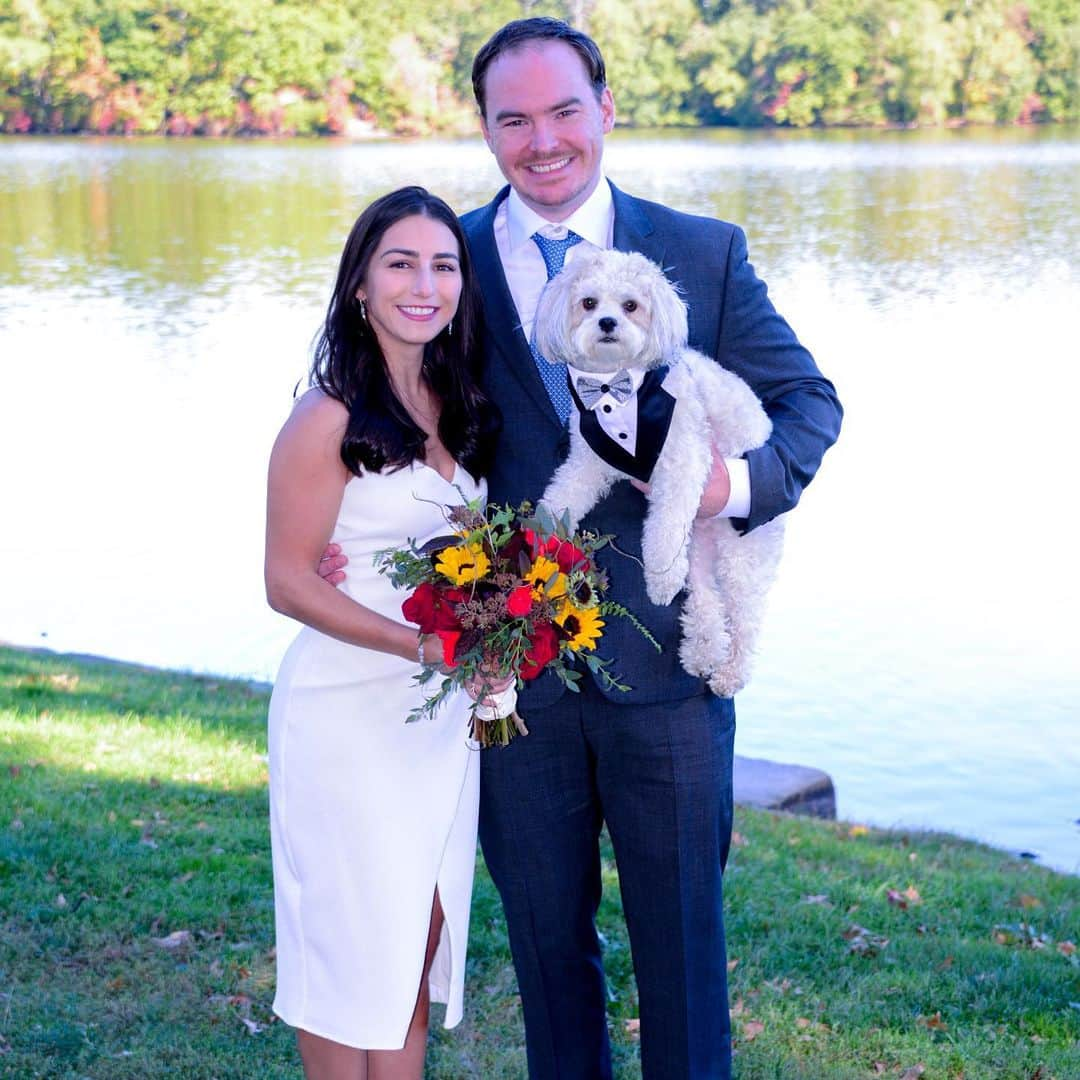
[375,500,659,748]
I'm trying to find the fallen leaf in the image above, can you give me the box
[623,1018,640,1037]
[54,893,67,909]
[152,930,193,950]
[1017,894,1043,909]
[849,824,869,838]
[106,977,125,992]
[872,1064,887,1075]
[903,886,922,904]
[8,765,20,778]
[741,1019,764,1041]
[1057,941,1076,957]
[917,1011,948,1032]
[730,831,748,847]
[887,889,909,910]
[729,998,745,1017]
[937,956,954,970]
[843,924,889,956]
[727,958,738,972]
[796,1017,811,1029]
[899,1067,926,1080]
[174,872,195,884]
[802,894,830,905]
[239,1017,263,1036]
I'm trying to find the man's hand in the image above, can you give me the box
[317,542,348,586]
[629,444,731,518]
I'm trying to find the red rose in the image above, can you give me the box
[435,629,461,668]
[519,621,560,680]
[523,528,557,559]
[506,585,534,617]
[402,583,464,633]
[551,539,589,574]
[523,529,589,574]
[402,582,439,632]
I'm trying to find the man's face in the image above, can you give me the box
[480,40,615,222]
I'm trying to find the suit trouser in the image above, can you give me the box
[479,676,735,1080]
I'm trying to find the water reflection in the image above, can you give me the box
[1,130,1078,873]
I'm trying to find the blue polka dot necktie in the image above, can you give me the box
[530,229,583,424]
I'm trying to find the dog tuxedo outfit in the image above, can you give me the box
[565,363,676,484]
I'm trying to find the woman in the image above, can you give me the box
[264,186,498,1079]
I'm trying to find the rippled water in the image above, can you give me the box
[2,129,1078,872]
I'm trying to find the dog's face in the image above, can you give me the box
[534,248,688,373]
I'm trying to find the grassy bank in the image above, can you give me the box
[0,646,1077,1078]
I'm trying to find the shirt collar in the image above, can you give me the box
[505,177,614,254]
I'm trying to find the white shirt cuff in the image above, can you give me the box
[716,457,751,520]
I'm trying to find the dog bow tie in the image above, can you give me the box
[575,371,635,409]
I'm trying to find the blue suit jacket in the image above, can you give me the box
[460,182,842,706]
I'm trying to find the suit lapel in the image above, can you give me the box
[464,188,563,429]
[611,182,665,269]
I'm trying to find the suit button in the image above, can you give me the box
[603,404,612,413]
[618,432,628,440]
[600,384,610,393]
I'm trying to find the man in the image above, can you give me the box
[325,18,842,1078]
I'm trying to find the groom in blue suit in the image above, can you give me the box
[462,18,842,1080]
[319,16,841,1077]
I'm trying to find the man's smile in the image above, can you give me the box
[526,156,572,174]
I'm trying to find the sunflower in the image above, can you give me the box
[555,601,605,652]
[435,541,490,586]
[524,555,567,602]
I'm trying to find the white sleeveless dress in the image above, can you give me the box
[268,459,484,1049]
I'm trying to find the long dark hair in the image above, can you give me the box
[310,186,498,479]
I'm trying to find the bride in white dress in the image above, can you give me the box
[264,187,499,1079]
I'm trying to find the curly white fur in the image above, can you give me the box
[537,248,784,696]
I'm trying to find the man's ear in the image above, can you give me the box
[600,87,616,134]
[480,116,494,152]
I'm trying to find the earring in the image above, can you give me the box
[446,319,453,337]
[358,297,367,322]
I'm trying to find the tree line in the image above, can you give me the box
[1,0,1077,136]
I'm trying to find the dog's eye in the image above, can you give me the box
[622,300,638,313]
[582,297,597,311]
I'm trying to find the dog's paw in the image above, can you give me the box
[707,666,748,698]
[645,568,685,606]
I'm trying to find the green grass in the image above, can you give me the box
[0,646,1077,1079]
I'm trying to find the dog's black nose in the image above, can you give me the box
[598,316,617,334]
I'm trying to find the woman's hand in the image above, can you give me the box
[463,666,515,705]
[418,633,453,673]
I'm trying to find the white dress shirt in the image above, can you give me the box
[493,179,751,520]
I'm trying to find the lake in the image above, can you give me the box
[1,128,1078,873]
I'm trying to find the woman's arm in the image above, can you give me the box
[264,390,444,665]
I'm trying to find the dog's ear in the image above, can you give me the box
[645,264,689,361]
[533,262,580,366]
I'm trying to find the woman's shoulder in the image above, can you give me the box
[289,386,349,426]
[272,387,350,465]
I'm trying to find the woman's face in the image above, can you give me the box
[356,214,463,361]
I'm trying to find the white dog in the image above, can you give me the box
[536,247,784,696]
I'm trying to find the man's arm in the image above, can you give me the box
[714,225,842,531]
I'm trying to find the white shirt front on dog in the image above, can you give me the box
[566,364,650,456]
